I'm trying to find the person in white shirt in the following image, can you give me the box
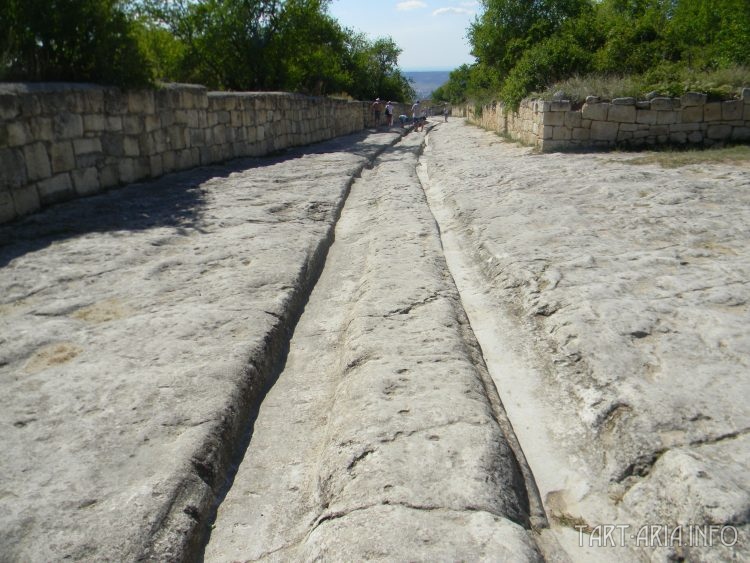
[372,98,382,127]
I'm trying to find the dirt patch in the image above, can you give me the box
[25,342,82,373]
[72,299,132,323]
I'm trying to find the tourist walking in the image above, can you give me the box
[385,101,394,127]
[411,100,420,125]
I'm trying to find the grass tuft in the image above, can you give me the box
[537,65,750,103]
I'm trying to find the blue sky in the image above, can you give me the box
[327,0,479,71]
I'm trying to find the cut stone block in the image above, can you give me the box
[36,173,73,205]
[590,120,619,141]
[680,92,707,106]
[53,112,84,139]
[10,185,40,215]
[704,103,722,122]
[71,167,100,196]
[608,105,636,123]
[722,100,743,121]
[23,142,52,182]
[707,124,732,139]
[650,97,678,111]
[0,148,27,189]
[582,103,609,122]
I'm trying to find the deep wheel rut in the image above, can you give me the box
[201,127,548,561]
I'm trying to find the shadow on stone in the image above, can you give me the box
[0,129,390,268]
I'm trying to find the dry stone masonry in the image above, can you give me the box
[466,88,750,152]
[0,83,406,225]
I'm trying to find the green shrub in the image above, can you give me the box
[500,33,592,109]
[447,0,750,110]
[541,65,750,102]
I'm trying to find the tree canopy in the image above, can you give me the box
[0,0,415,101]
[432,0,750,108]
[0,0,153,86]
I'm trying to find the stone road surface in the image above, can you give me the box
[1,118,749,562]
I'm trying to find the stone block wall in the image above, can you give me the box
[465,88,750,153]
[0,83,406,224]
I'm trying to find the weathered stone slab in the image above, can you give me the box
[657,110,680,125]
[0,188,15,223]
[650,97,678,111]
[10,185,40,215]
[564,111,581,128]
[552,126,572,140]
[572,127,590,140]
[421,119,750,562]
[704,102,722,121]
[681,92,707,106]
[550,100,571,112]
[582,102,609,121]
[707,123,732,139]
[53,112,84,139]
[6,122,31,146]
[542,111,565,126]
[590,120,619,141]
[608,104,636,123]
[0,149,28,189]
[29,117,54,141]
[71,167,100,196]
[0,130,405,562]
[23,142,52,182]
[36,172,73,204]
[0,94,20,120]
[723,99,743,120]
[205,128,541,562]
[73,138,102,156]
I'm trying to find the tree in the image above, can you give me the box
[468,0,590,76]
[135,0,414,100]
[137,0,285,90]
[456,0,750,108]
[0,0,153,86]
[665,0,750,68]
[592,0,672,73]
[350,37,414,101]
[432,63,498,105]
[270,0,350,95]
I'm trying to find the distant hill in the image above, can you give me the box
[404,71,451,101]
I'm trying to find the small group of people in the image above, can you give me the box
[371,98,450,131]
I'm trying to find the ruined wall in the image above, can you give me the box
[0,83,404,224]
[465,88,750,152]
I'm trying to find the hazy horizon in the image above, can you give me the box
[328,1,476,71]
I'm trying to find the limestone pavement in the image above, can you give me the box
[204,127,543,561]
[1,117,749,562]
[420,119,750,562]
[0,130,403,561]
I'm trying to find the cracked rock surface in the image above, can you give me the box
[420,119,750,561]
[203,129,542,561]
[0,130,403,562]
[2,114,749,562]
